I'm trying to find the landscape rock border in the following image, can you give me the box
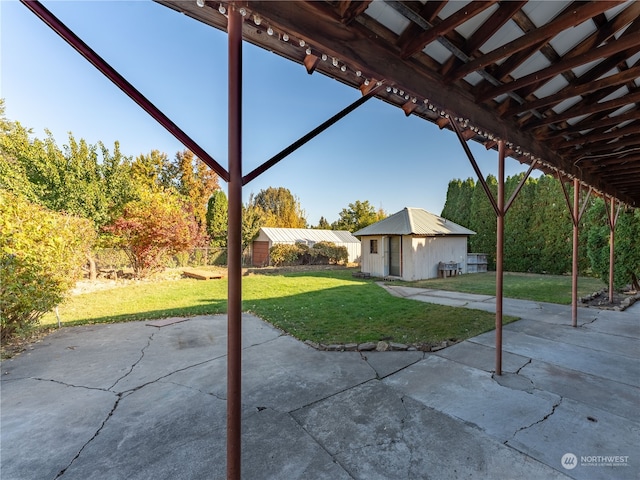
[579,288,640,311]
[304,339,459,353]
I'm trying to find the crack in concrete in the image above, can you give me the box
[30,377,110,392]
[509,396,563,442]
[52,333,159,479]
[54,394,122,479]
[108,332,156,391]
[287,411,357,479]
[162,379,227,402]
[515,358,532,375]
[398,396,414,478]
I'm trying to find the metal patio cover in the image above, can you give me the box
[157,0,640,207]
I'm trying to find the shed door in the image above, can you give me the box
[388,236,401,276]
[252,241,270,267]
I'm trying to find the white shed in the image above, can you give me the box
[353,207,475,281]
[251,227,361,266]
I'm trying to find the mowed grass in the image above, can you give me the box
[402,271,606,305]
[41,268,512,346]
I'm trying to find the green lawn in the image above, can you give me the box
[39,268,602,348]
[41,268,513,347]
[401,271,605,305]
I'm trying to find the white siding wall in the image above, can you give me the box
[405,236,468,281]
[360,236,386,277]
[361,235,468,280]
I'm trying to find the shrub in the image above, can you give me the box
[269,243,304,266]
[310,241,348,265]
[0,190,95,341]
[103,191,203,278]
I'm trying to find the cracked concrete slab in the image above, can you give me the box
[292,380,570,480]
[504,318,639,359]
[383,355,561,442]
[0,377,116,480]
[472,330,640,386]
[0,322,152,390]
[435,339,531,373]
[519,360,640,420]
[359,350,425,378]
[1,295,638,479]
[508,397,640,480]
[164,334,376,413]
[584,310,640,338]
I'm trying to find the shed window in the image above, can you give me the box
[370,239,378,254]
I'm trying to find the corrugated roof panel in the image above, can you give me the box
[354,208,475,236]
[259,228,359,244]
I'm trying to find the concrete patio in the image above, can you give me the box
[1,289,638,479]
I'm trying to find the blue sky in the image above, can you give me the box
[1,1,536,225]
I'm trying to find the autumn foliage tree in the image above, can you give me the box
[103,191,205,278]
[252,187,306,228]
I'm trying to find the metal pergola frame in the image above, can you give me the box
[20,1,637,478]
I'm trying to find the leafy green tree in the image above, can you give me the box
[99,140,137,219]
[331,200,385,232]
[0,101,37,200]
[130,150,174,193]
[252,187,306,228]
[241,200,264,254]
[103,191,204,278]
[1,190,95,341]
[315,216,331,229]
[206,190,228,247]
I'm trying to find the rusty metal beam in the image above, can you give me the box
[227,6,243,479]
[449,119,500,217]
[450,116,506,375]
[504,159,537,214]
[558,177,592,327]
[495,140,505,376]
[242,83,383,185]
[571,178,579,328]
[605,197,623,303]
[20,0,229,182]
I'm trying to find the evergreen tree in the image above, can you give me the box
[468,175,497,269]
[315,216,331,229]
[528,175,572,274]
[504,174,536,272]
[206,190,228,247]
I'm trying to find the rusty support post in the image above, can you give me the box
[571,178,579,327]
[495,140,505,376]
[227,6,242,480]
[609,198,615,303]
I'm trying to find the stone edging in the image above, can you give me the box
[580,289,640,311]
[303,339,458,353]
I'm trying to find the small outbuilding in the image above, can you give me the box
[251,227,361,266]
[354,207,475,281]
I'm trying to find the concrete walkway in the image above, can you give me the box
[1,287,638,479]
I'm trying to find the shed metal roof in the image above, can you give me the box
[259,227,360,244]
[353,207,475,236]
[157,0,640,207]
